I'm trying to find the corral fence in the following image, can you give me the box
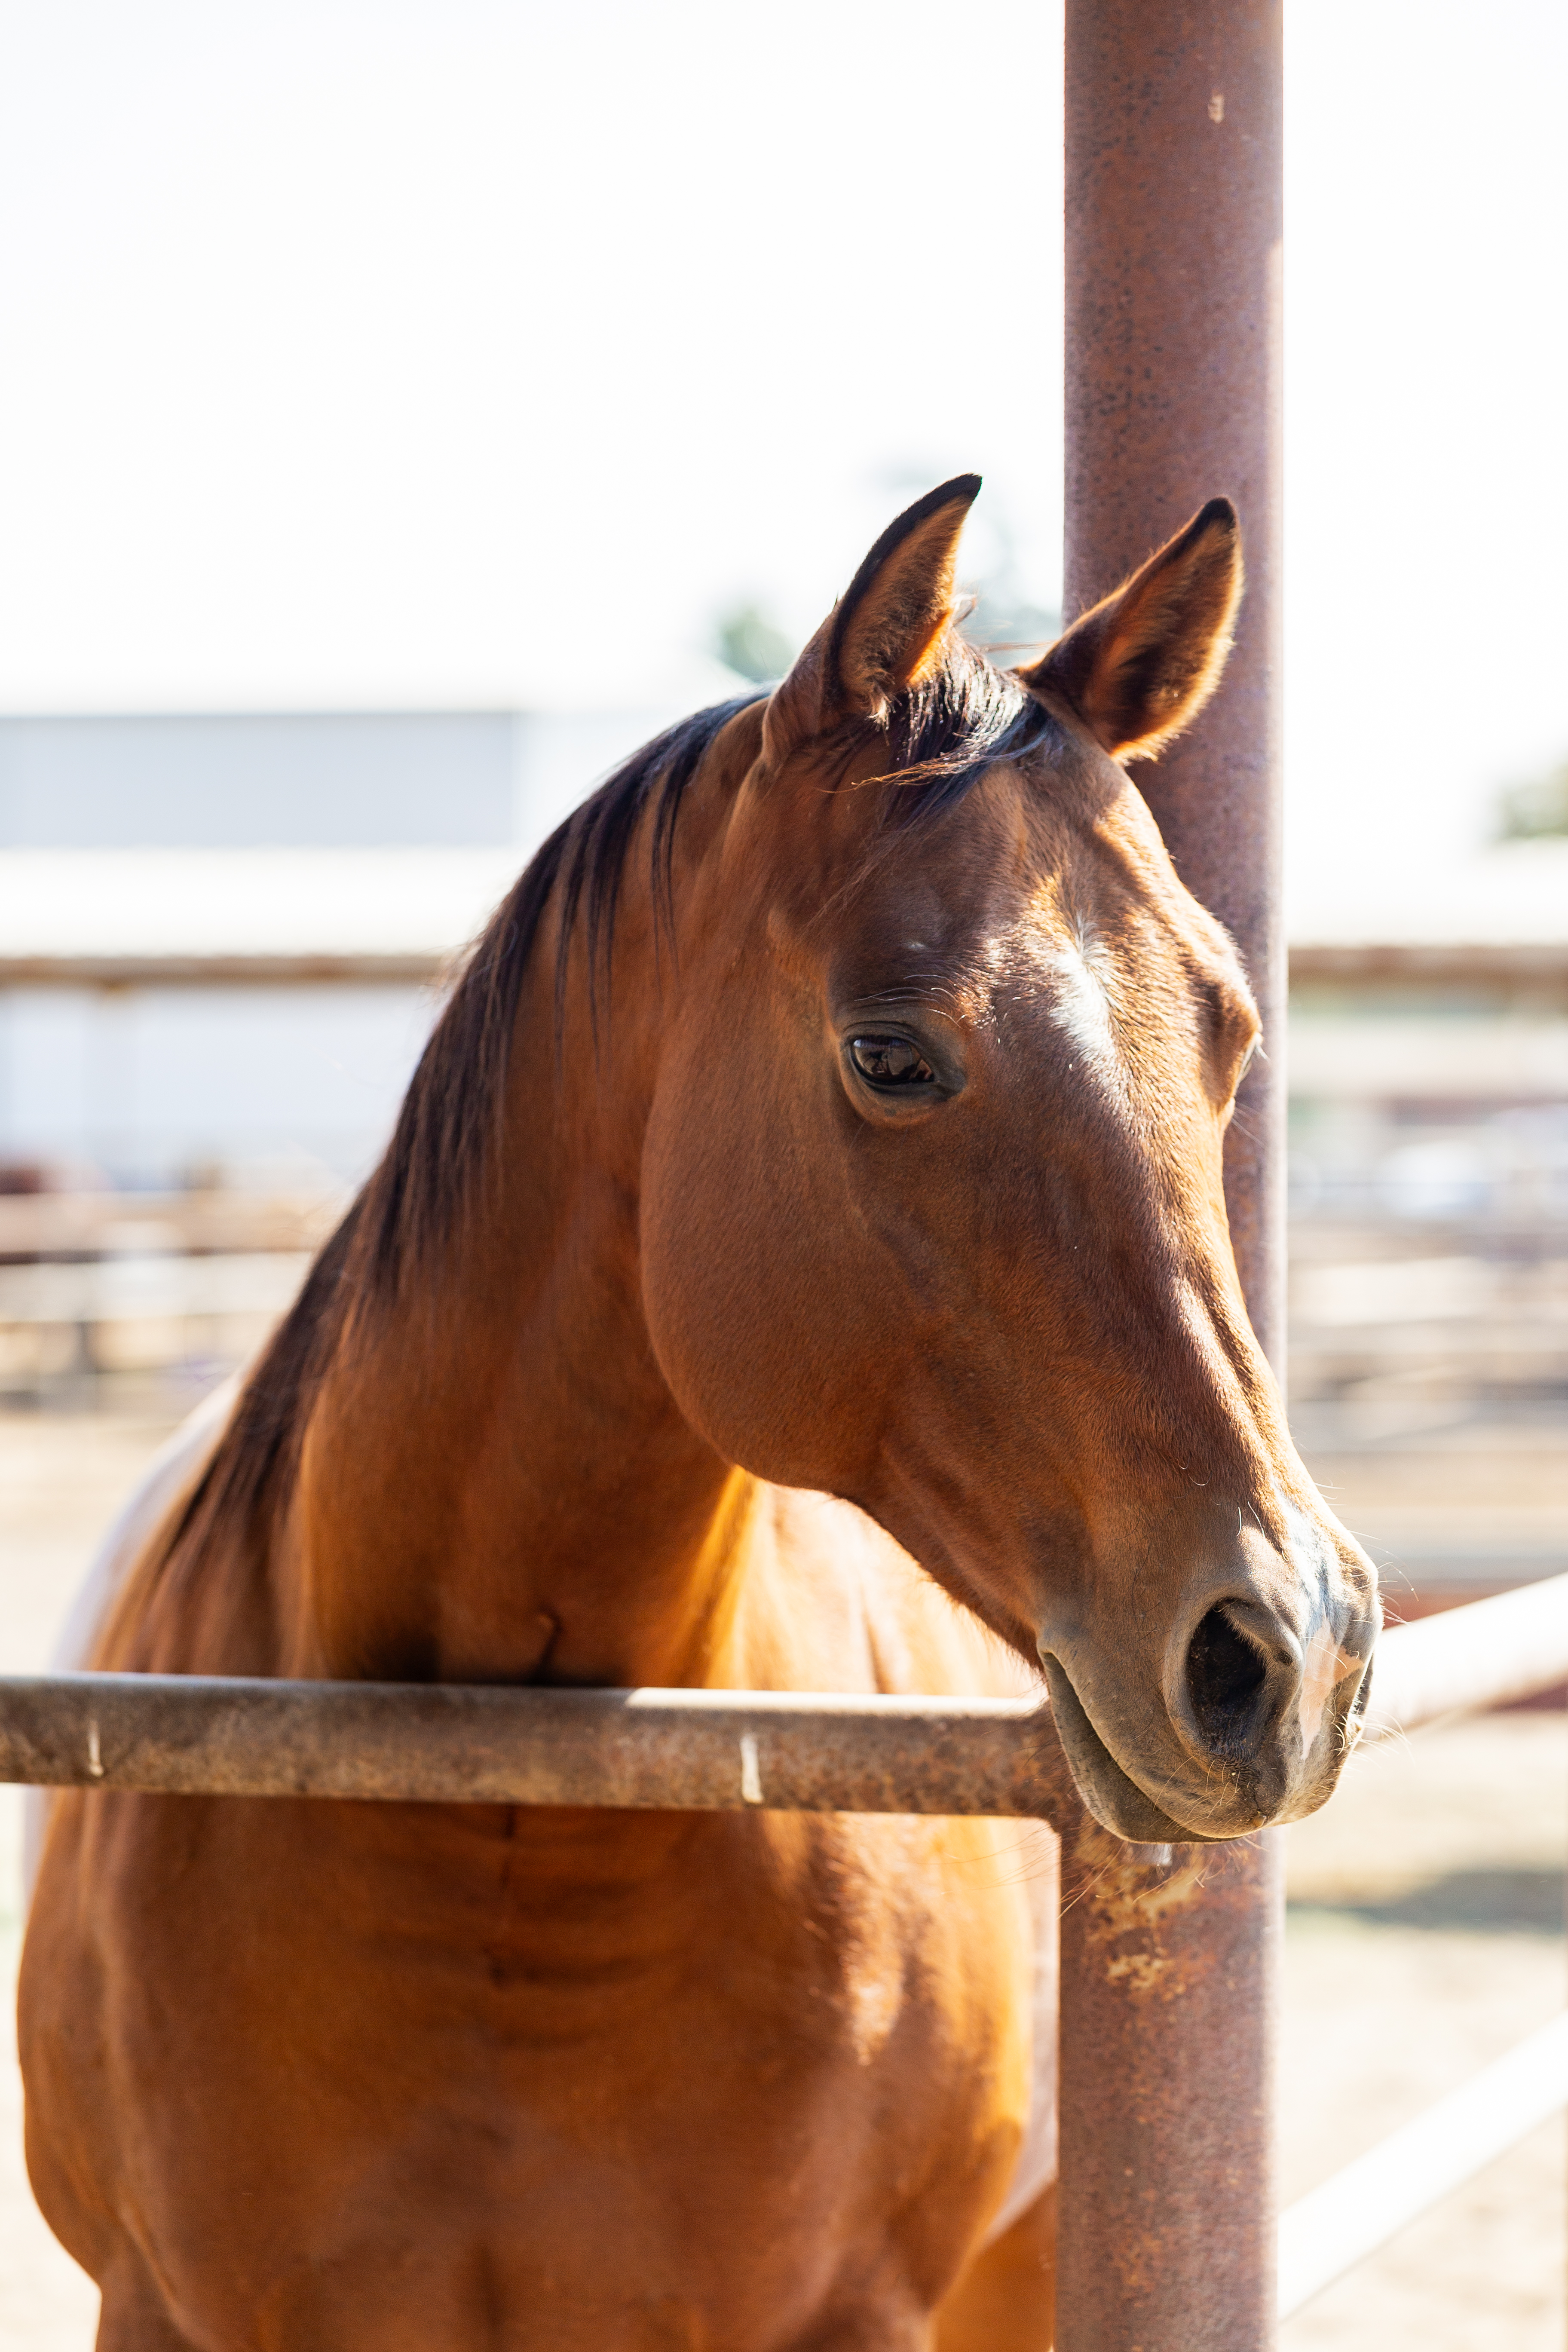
[5,1574,1568,2344]
[8,6,1559,2345]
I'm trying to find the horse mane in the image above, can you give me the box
[154,639,1059,1575]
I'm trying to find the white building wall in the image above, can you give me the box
[0,714,523,848]
[0,984,437,1189]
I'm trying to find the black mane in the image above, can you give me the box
[361,692,768,1293]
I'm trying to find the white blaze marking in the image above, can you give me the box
[739,1733,763,1805]
[1049,934,1124,1095]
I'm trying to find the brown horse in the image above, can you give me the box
[21,478,1377,2350]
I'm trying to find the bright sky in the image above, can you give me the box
[1,1,1565,896]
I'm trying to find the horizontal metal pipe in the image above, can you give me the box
[0,953,445,988]
[3,1576,1564,1815]
[1362,1572,1568,1740]
[1277,2009,1568,2318]
[0,1672,1077,1822]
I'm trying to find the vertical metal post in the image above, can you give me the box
[1057,5,1284,2348]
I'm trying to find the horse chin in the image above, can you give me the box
[1041,1656,1239,1847]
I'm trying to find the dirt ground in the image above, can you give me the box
[1,1403,1564,2349]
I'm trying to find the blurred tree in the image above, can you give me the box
[715,603,796,684]
[1498,760,1568,838]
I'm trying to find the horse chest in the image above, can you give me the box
[27,1791,1036,2348]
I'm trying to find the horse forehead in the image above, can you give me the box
[989,906,1253,1109]
[781,762,1245,1015]
[991,890,1181,1000]
[830,879,1207,1026]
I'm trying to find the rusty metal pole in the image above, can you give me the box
[1057,6,1284,2348]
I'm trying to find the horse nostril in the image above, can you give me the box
[1186,1606,1269,1753]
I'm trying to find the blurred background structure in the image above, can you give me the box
[0,0,1565,2344]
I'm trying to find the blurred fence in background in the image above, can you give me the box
[1286,943,1567,1650]
[0,1183,336,1406]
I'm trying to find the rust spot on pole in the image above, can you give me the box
[1071,1817,1216,1998]
[1060,3,1284,2345]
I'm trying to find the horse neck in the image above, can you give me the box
[283,891,750,1691]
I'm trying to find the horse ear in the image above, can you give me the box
[763,475,980,761]
[1023,498,1243,762]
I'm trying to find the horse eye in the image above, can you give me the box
[850,1035,936,1089]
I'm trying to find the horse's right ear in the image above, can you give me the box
[763,475,981,764]
[1022,498,1243,762]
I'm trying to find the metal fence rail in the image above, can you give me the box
[7,1574,1568,2333]
[1274,1570,1568,2318]
[0,1677,1074,1819]
[8,1576,1565,1810]
[1361,1572,1568,1737]
[1278,2011,1568,2320]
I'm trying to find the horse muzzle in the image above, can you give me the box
[1039,1571,1379,1845]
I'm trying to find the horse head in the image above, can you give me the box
[636,477,1377,1841]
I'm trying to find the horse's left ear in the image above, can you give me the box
[763,475,980,761]
[1023,497,1243,762]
